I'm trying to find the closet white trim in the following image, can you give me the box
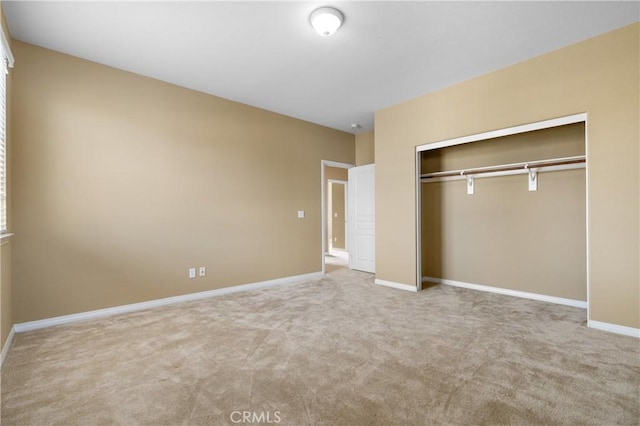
[416,113,587,152]
[423,276,587,309]
[587,320,640,338]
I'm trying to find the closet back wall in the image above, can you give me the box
[421,124,586,301]
[11,41,354,323]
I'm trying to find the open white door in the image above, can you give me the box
[348,164,375,273]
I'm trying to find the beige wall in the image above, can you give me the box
[1,241,11,349]
[355,131,374,166]
[0,1,13,354]
[12,41,354,323]
[331,183,346,249]
[422,124,586,301]
[376,23,639,328]
[325,166,348,181]
[421,123,585,172]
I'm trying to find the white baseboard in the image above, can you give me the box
[588,320,640,338]
[14,271,322,333]
[375,279,418,292]
[1,325,15,367]
[422,276,587,309]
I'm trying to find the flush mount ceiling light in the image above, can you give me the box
[309,7,344,37]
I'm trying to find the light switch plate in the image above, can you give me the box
[297,210,305,218]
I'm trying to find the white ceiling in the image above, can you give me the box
[3,1,639,134]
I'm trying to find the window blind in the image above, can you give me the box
[0,53,6,233]
[0,28,13,235]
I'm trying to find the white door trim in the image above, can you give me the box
[415,112,588,320]
[321,160,354,275]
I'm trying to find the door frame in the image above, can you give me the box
[321,160,354,275]
[415,113,588,316]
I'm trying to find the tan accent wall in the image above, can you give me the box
[355,131,374,166]
[0,1,13,354]
[11,41,354,323]
[1,241,11,349]
[422,124,586,301]
[376,23,639,328]
[325,166,348,181]
[331,183,346,249]
[420,123,585,172]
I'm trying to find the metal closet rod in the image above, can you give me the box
[420,155,586,180]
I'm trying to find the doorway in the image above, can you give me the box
[328,180,347,253]
[327,180,348,272]
[321,160,354,275]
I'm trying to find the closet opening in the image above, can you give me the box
[416,114,588,312]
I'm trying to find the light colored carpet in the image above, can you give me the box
[2,268,639,425]
[325,252,348,273]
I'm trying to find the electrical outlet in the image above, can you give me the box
[189,268,196,279]
[297,210,305,219]
[199,267,206,277]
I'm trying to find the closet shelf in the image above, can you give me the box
[420,155,586,183]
